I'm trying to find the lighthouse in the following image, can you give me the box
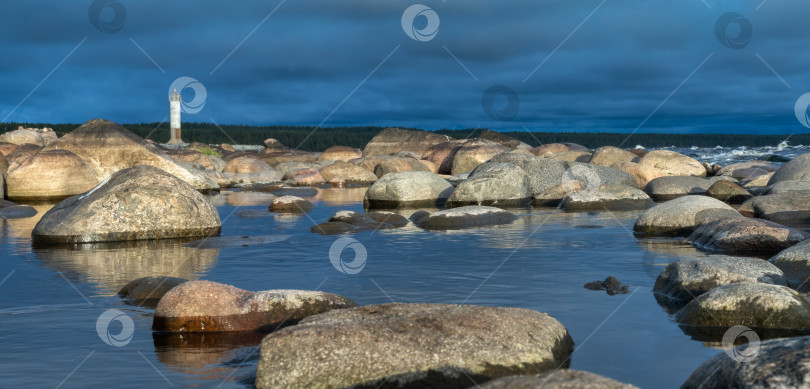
[168,89,183,144]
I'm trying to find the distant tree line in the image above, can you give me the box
[0,121,804,151]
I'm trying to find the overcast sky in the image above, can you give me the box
[1,0,808,134]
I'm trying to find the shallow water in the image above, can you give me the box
[1,188,740,388]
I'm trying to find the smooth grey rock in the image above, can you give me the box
[766,180,810,194]
[738,190,810,225]
[255,303,574,389]
[633,195,740,236]
[644,176,732,201]
[415,206,517,230]
[653,256,788,305]
[364,171,454,208]
[769,239,810,291]
[561,184,654,211]
[446,162,531,208]
[689,218,807,255]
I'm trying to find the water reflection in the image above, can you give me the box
[33,240,219,295]
[153,332,263,384]
[314,187,367,205]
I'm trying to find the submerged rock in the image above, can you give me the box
[270,187,318,197]
[153,280,357,332]
[689,217,807,255]
[312,210,397,234]
[633,195,740,236]
[366,211,410,227]
[653,256,788,305]
[675,283,810,330]
[32,165,222,244]
[415,206,517,230]
[364,171,454,208]
[476,370,639,389]
[118,276,188,306]
[255,303,574,389]
[268,195,314,212]
[584,276,629,295]
[682,335,810,389]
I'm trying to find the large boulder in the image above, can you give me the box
[290,168,326,186]
[738,190,810,225]
[530,143,588,157]
[643,176,730,201]
[589,146,638,167]
[638,150,706,177]
[769,239,810,290]
[222,156,273,174]
[317,146,363,162]
[682,336,810,389]
[611,161,666,189]
[446,162,531,208]
[364,171,454,208]
[0,129,47,146]
[767,152,810,185]
[547,150,591,162]
[259,151,318,166]
[269,196,315,213]
[705,180,752,204]
[766,180,810,194]
[153,280,357,332]
[476,370,639,389]
[451,139,510,175]
[485,153,568,206]
[653,256,788,305]
[165,149,216,170]
[319,161,378,185]
[421,140,465,174]
[372,156,430,177]
[31,165,221,244]
[561,184,654,212]
[689,218,807,256]
[478,130,531,150]
[675,283,810,330]
[363,128,454,156]
[633,195,740,236]
[42,119,217,191]
[6,143,42,165]
[716,160,776,180]
[255,303,574,389]
[5,149,99,201]
[415,206,517,230]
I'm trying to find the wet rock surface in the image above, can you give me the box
[689,217,807,255]
[584,276,629,295]
[415,206,518,230]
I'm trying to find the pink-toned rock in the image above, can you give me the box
[5,149,98,201]
[223,156,273,174]
[220,144,236,152]
[269,196,315,212]
[547,150,592,162]
[363,128,454,156]
[590,146,639,167]
[292,168,326,185]
[153,280,357,332]
[373,157,430,177]
[450,139,510,175]
[317,146,363,162]
[421,140,465,174]
[0,142,18,156]
[419,159,439,173]
[530,143,588,157]
[319,161,378,185]
[166,149,216,170]
[5,143,42,166]
[262,138,291,154]
[612,161,666,189]
[638,150,706,177]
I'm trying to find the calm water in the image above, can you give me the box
[1,187,730,388]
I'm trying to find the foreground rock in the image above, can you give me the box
[415,206,517,230]
[653,256,788,306]
[153,280,357,332]
[477,370,639,389]
[446,162,531,207]
[675,283,810,330]
[118,276,188,306]
[5,149,99,201]
[255,303,574,389]
[638,150,706,177]
[0,200,38,219]
[268,196,314,213]
[682,335,810,389]
[738,190,810,225]
[769,239,810,291]
[363,128,453,156]
[364,171,454,208]
[43,119,217,191]
[32,165,221,244]
[561,184,653,211]
[633,195,740,236]
[689,218,807,255]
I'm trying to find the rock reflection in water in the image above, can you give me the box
[153,331,264,384]
[33,240,219,295]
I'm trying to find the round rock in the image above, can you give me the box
[689,217,807,256]
[633,195,740,236]
[364,171,454,208]
[476,370,639,389]
[415,205,517,230]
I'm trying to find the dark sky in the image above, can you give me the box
[2,0,809,134]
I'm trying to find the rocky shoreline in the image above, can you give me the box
[5,119,810,387]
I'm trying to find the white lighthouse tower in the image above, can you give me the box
[168,89,183,144]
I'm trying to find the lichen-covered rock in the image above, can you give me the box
[561,184,654,212]
[5,149,99,201]
[446,162,531,208]
[689,217,807,255]
[682,335,810,389]
[476,370,639,389]
[269,196,314,213]
[364,171,454,208]
[415,206,517,230]
[317,145,363,162]
[153,280,357,332]
[633,195,740,236]
[451,139,510,175]
[32,165,221,244]
[675,283,810,330]
[42,119,217,191]
[706,180,752,204]
[738,190,810,225]
[319,161,378,185]
[255,303,574,389]
[638,150,706,177]
[653,256,788,305]
[118,276,188,306]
